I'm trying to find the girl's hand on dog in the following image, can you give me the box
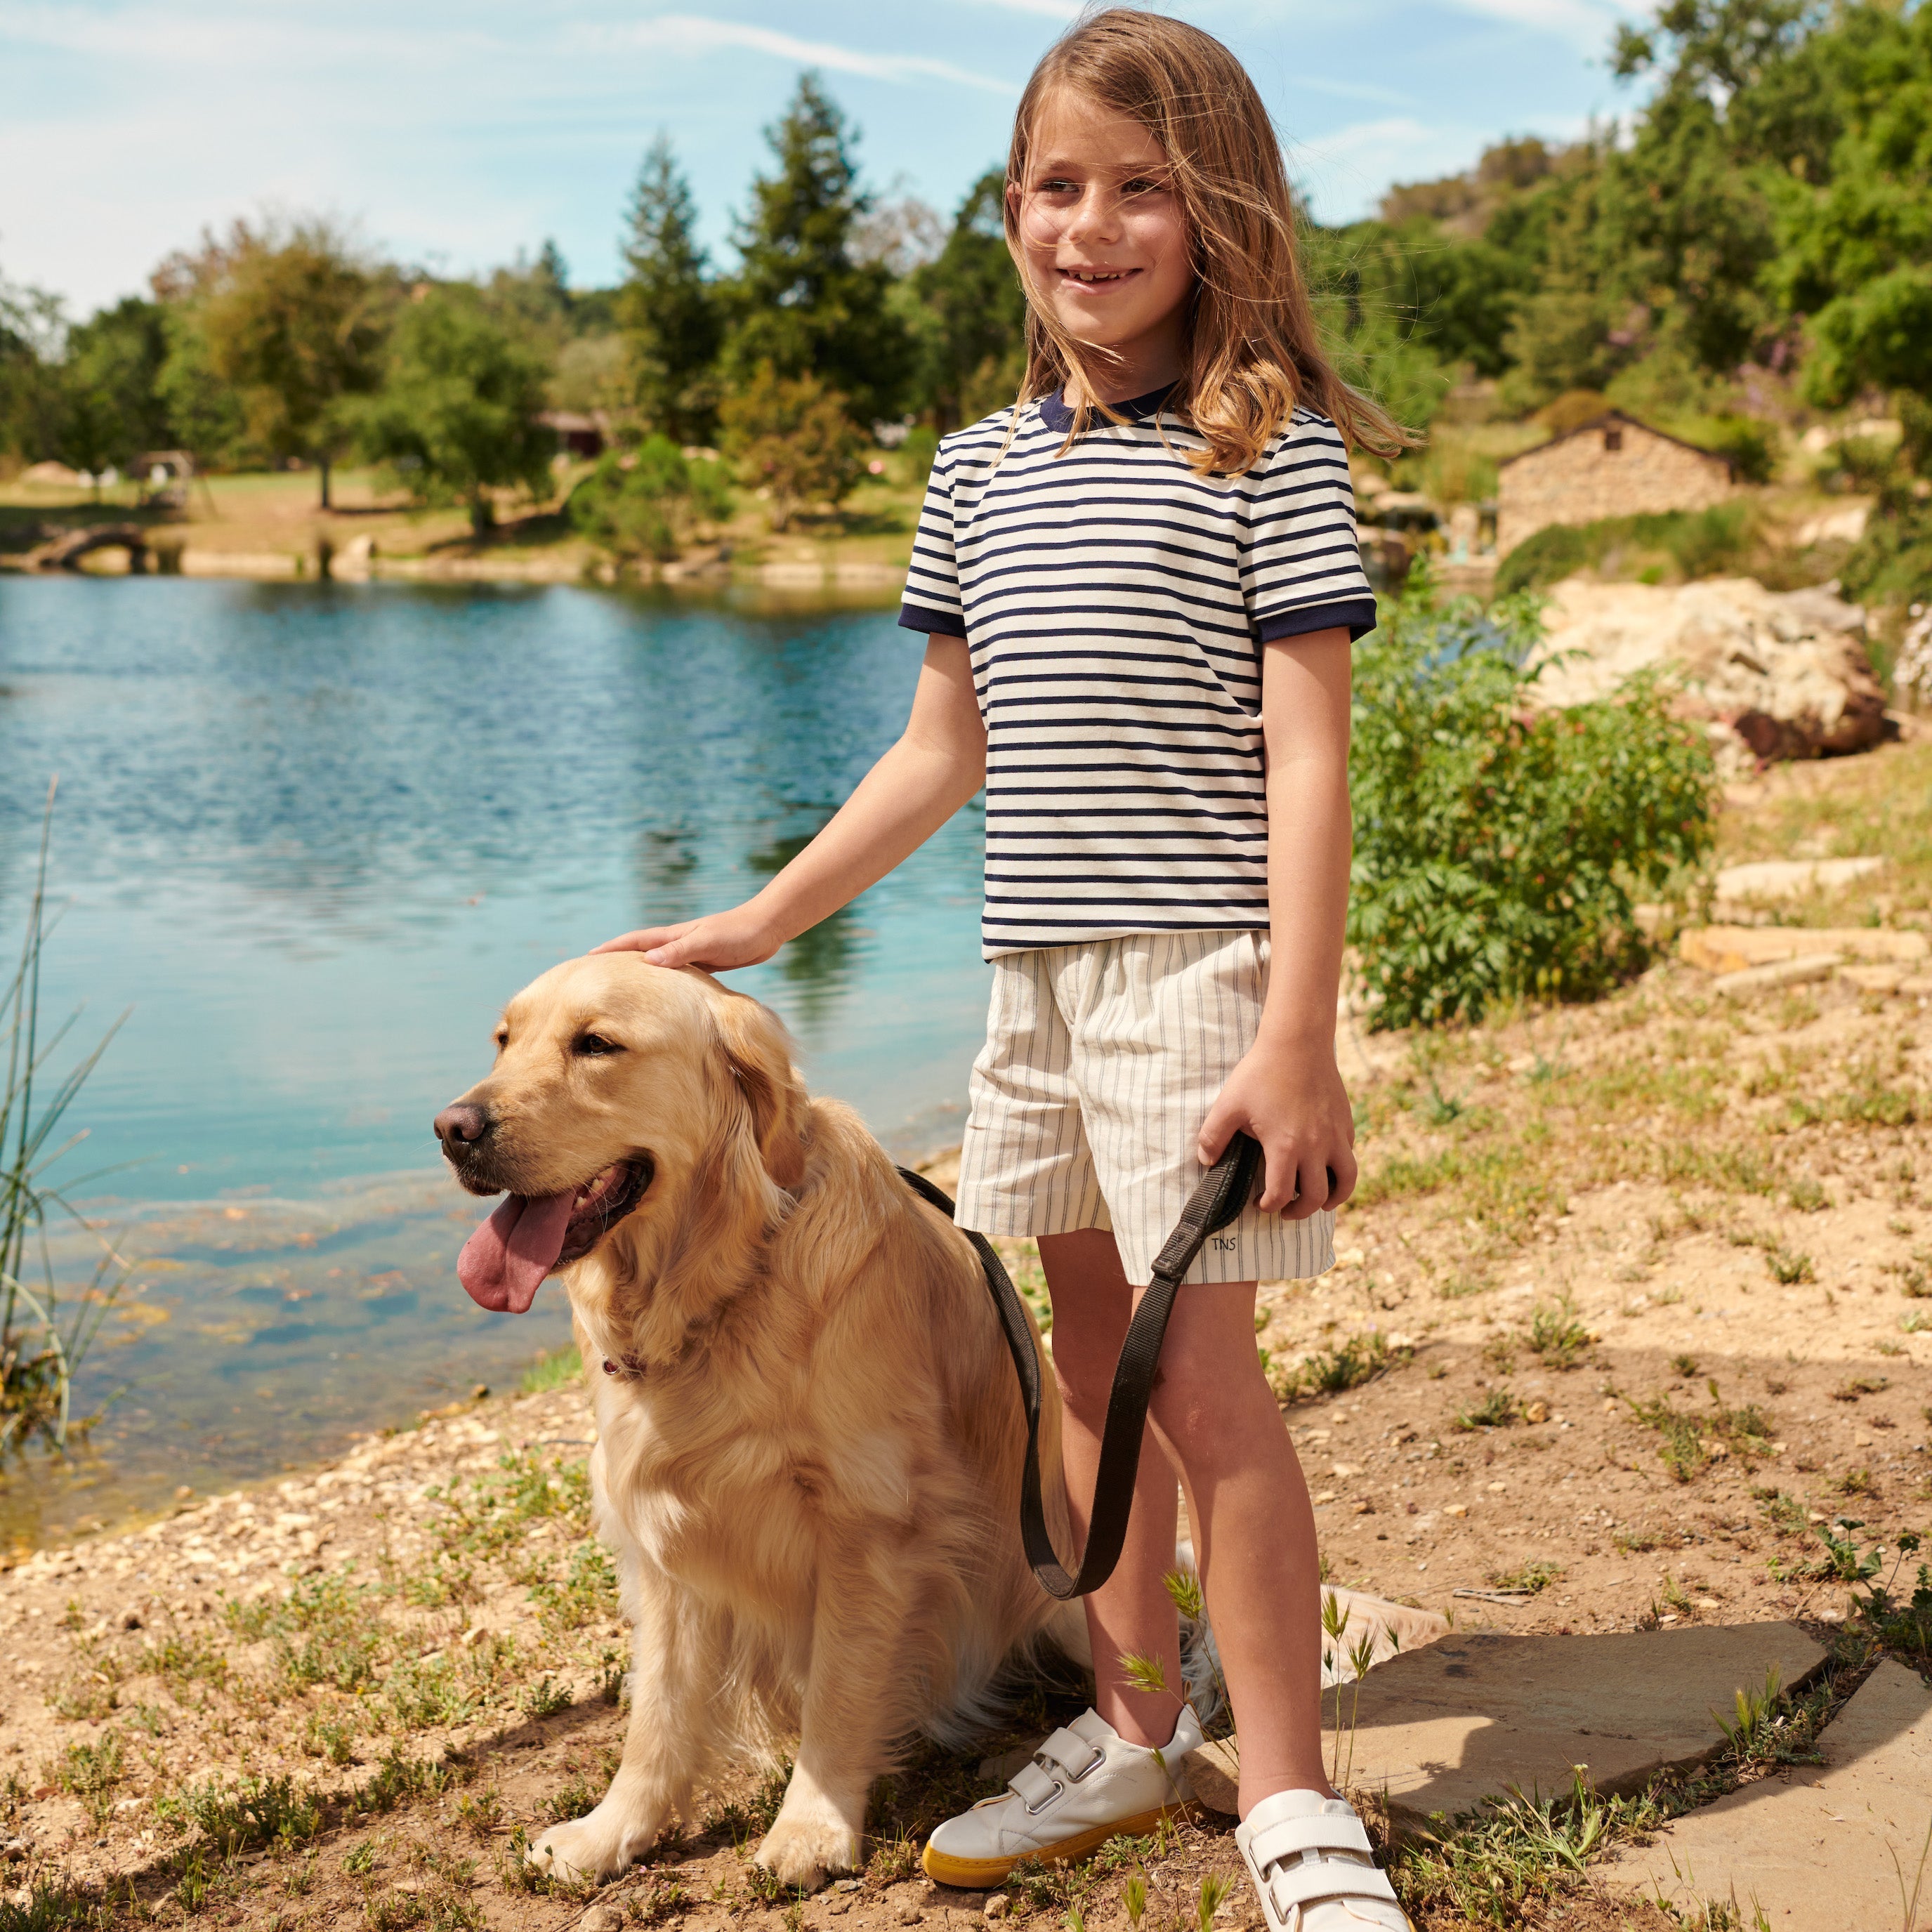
[593,905,780,971]
[1197,1038,1357,1220]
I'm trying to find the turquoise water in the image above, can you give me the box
[0,577,990,1544]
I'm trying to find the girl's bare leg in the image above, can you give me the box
[1039,1230,1332,1811]
[1148,1275,1332,1809]
[1037,1229,1185,1748]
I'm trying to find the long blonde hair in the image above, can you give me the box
[1005,8,1410,471]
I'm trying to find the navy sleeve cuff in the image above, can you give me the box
[898,601,966,637]
[1256,597,1378,645]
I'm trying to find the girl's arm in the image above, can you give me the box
[1195,627,1358,1218]
[594,636,985,971]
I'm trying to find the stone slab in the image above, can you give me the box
[1713,954,1843,999]
[1599,1659,1932,1931]
[1308,1624,1829,1833]
[1714,857,1886,902]
[1680,924,1928,974]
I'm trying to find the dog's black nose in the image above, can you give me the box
[434,1103,490,1151]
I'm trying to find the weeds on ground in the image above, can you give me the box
[518,1346,584,1395]
[1389,1773,1655,1926]
[1487,1561,1564,1596]
[1454,1386,1520,1431]
[1838,1528,1932,1663]
[1626,1381,1774,1482]
[46,1732,124,1827]
[154,1773,322,1857]
[1271,1330,1411,1403]
[1525,1296,1591,1369]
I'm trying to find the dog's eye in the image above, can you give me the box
[573,1033,624,1058]
[494,1030,508,1051]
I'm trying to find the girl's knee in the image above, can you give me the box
[1149,1355,1275,1465]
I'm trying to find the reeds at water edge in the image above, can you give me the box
[1,777,131,1455]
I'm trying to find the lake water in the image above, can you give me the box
[0,577,990,1547]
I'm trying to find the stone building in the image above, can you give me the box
[1496,410,1738,556]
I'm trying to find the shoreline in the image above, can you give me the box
[2,549,912,597]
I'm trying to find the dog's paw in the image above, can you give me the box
[529,1803,651,1886]
[754,1811,861,1892]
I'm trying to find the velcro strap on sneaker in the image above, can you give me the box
[1034,1727,1104,1779]
[1246,1812,1374,1870]
[1263,1860,1399,1911]
[1008,1761,1060,1810]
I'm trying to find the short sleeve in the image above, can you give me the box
[898,447,966,638]
[1242,414,1378,644]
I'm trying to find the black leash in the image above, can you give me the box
[898,1131,1263,1601]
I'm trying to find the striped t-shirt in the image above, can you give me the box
[898,386,1376,958]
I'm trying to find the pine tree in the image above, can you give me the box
[718,74,912,429]
[618,135,721,444]
[911,170,1027,432]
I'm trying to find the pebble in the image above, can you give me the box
[581,1907,622,1932]
[984,1896,1011,1921]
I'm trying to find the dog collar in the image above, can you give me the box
[602,1355,647,1380]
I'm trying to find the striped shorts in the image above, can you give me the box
[953,930,1336,1287]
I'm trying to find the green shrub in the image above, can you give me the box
[1348,573,1716,1029]
[1839,402,1932,612]
[567,435,732,565]
[1494,501,1760,596]
[1702,416,1777,486]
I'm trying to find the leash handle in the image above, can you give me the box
[901,1130,1266,1601]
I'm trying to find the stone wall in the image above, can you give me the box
[1498,420,1737,555]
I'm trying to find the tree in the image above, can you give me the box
[718,74,913,428]
[1771,2,1932,409]
[0,274,66,461]
[58,297,173,484]
[909,170,1027,431]
[155,305,247,471]
[193,218,389,508]
[718,364,865,530]
[618,136,721,443]
[348,287,554,535]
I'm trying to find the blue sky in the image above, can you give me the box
[1,0,1650,316]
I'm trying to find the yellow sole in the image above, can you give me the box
[921,1801,1198,1890]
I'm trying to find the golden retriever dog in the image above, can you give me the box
[433,954,1072,1889]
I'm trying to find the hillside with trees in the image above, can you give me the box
[1,0,1928,615]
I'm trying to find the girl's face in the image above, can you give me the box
[1010,88,1192,393]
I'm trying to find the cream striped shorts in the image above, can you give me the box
[954,930,1335,1287]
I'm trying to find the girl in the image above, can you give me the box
[600,12,1410,1927]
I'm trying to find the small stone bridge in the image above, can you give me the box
[19,523,152,572]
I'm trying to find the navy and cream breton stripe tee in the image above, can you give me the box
[898,385,1376,959]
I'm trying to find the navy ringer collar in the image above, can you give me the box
[1039,383,1178,433]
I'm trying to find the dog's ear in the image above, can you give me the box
[711,989,807,1192]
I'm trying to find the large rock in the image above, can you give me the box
[1599,1658,1932,1930]
[1304,1623,1828,1833]
[1527,577,1889,761]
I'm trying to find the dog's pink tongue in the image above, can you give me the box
[457,1192,577,1313]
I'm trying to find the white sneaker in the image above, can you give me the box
[1235,1789,1409,1931]
[921,1705,1202,1888]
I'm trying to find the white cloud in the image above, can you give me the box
[1436,0,1641,51]
[952,0,1084,17]
[582,15,1018,96]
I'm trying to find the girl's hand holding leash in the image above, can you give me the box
[1197,1037,1356,1221]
